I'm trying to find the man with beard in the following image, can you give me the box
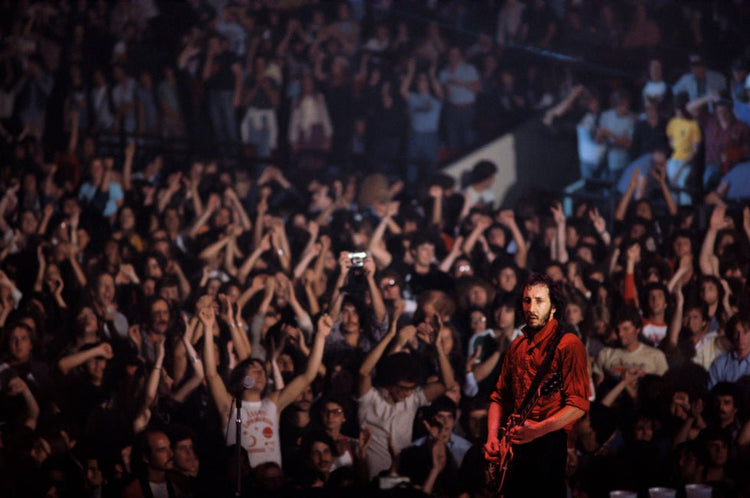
[484,273,589,497]
[130,297,174,367]
[122,428,177,498]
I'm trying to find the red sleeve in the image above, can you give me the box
[559,334,591,415]
[624,272,637,307]
[490,341,516,415]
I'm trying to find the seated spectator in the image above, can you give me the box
[708,312,750,388]
[702,97,750,191]
[595,306,668,383]
[673,54,727,104]
[596,89,635,181]
[666,92,702,205]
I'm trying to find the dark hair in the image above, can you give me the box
[711,381,738,404]
[725,311,750,347]
[643,282,669,318]
[300,430,338,459]
[228,358,268,398]
[523,273,565,318]
[614,305,643,330]
[425,395,457,419]
[376,352,421,387]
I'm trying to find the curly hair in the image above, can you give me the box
[523,272,565,319]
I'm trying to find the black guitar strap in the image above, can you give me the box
[518,326,569,414]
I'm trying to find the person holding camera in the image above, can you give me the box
[325,252,388,359]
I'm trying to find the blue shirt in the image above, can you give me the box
[408,92,442,133]
[79,181,124,217]
[708,350,750,388]
[412,433,472,465]
[719,160,750,200]
[439,63,479,105]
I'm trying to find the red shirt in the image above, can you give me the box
[490,318,590,431]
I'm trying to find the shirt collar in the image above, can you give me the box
[523,318,559,351]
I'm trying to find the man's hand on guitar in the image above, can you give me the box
[509,419,543,444]
[484,435,501,460]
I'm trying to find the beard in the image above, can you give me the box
[524,308,552,331]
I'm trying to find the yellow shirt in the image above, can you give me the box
[666,116,702,161]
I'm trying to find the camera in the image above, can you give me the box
[348,251,368,267]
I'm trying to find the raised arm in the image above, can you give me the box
[133,338,166,433]
[357,319,399,397]
[665,284,684,351]
[199,303,232,416]
[499,209,529,268]
[399,58,415,100]
[58,342,113,376]
[219,293,252,361]
[423,327,456,402]
[274,314,331,411]
[8,377,39,430]
[700,206,730,276]
[652,166,677,217]
[363,257,387,324]
[615,167,640,222]
[551,203,569,263]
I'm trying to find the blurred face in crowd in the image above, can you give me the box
[495,305,516,331]
[379,277,401,301]
[293,385,313,412]
[684,307,707,336]
[85,354,107,384]
[95,273,115,307]
[413,242,435,269]
[341,303,360,334]
[522,284,555,330]
[242,361,267,397]
[633,418,653,442]
[150,299,170,335]
[146,432,174,472]
[9,325,33,363]
[309,441,333,475]
[565,303,584,326]
[172,438,198,477]
[647,288,667,316]
[118,206,136,231]
[452,258,473,278]
[732,320,750,357]
[649,59,663,81]
[715,395,737,425]
[20,210,39,235]
[437,326,454,353]
[388,379,417,403]
[497,267,517,293]
[706,439,728,467]
[673,236,691,258]
[76,306,99,339]
[468,284,488,308]
[701,280,719,306]
[616,320,640,351]
[470,310,488,333]
[321,401,345,433]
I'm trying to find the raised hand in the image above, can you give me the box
[317,313,333,337]
[709,205,732,231]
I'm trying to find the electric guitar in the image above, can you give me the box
[486,372,564,494]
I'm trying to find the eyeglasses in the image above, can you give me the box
[471,317,487,324]
[323,408,344,416]
[381,279,397,288]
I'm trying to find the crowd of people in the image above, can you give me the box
[2,0,750,497]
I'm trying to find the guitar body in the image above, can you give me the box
[485,373,563,495]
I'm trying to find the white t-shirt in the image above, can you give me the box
[357,386,429,479]
[149,481,168,498]
[223,398,282,468]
